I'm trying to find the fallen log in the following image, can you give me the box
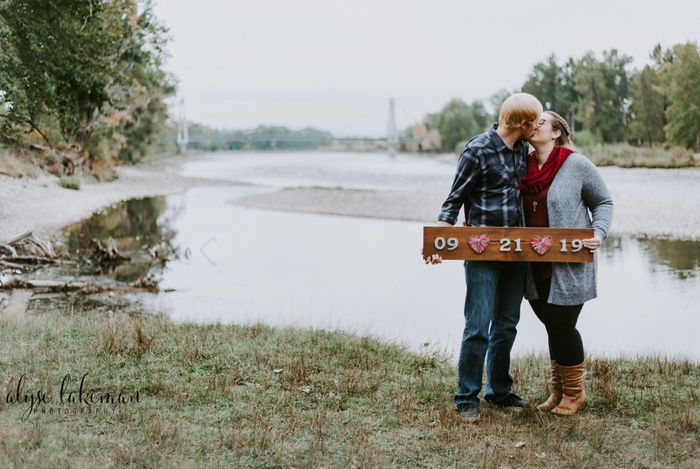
[0,231,62,267]
[3,255,59,264]
[0,244,18,257]
[3,230,33,246]
[0,260,26,270]
[0,275,160,293]
[24,235,55,258]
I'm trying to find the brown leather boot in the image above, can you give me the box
[552,362,587,415]
[537,360,562,411]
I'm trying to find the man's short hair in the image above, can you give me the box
[498,93,543,129]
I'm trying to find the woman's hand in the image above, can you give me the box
[582,235,602,253]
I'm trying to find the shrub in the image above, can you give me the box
[58,175,81,190]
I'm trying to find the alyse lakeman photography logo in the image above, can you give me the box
[5,372,142,421]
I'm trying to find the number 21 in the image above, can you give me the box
[499,238,522,252]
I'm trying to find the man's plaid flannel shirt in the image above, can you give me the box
[438,124,528,227]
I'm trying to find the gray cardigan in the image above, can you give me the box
[524,153,613,305]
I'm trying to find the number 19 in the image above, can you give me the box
[560,239,583,252]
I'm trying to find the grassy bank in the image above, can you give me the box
[579,143,700,168]
[0,307,698,468]
[441,142,700,169]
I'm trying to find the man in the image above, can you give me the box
[425,93,543,423]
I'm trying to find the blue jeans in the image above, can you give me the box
[454,260,526,407]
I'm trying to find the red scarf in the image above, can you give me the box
[519,146,574,194]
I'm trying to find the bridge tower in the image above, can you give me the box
[176,97,189,153]
[387,97,397,158]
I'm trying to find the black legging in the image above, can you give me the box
[528,280,584,366]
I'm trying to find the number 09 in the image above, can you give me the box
[434,236,459,251]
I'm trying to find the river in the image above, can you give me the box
[64,152,700,361]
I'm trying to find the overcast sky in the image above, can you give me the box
[153,0,700,136]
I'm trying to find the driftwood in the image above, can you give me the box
[4,230,33,245]
[26,236,55,258]
[0,275,160,293]
[7,255,60,264]
[0,231,63,274]
[0,244,18,257]
[0,260,25,270]
[0,231,167,295]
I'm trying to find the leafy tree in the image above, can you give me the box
[0,0,174,167]
[429,98,489,152]
[629,65,665,145]
[522,55,577,122]
[658,42,700,151]
[101,1,176,163]
[571,50,632,143]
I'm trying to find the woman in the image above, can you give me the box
[521,111,613,415]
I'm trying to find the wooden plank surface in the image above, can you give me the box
[423,227,594,262]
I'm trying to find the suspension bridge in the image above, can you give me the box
[167,97,439,156]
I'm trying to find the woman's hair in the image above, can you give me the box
[498,93,543,129]
[545,111,576,150]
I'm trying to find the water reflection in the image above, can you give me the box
[603,235,700,280]
[640,238,700,279]
[58,197,182,282]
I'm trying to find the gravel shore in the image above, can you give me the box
[233,166,700,241]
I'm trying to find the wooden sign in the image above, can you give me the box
[423,227,594,263]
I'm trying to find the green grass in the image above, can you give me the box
[57,175,81,190]
[0,307,698,468]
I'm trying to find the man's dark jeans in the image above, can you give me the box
[454,260,526,407]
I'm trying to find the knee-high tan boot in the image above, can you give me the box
[552,362,587,416]
[537,360,562,411]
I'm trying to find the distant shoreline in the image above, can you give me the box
[176,145,700,169]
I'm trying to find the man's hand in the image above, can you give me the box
[582,235,602,253]
[435,221,453,227]
[423,221,453,264]
[425,253,443,264]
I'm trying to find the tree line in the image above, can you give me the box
[0,0,174,175]
[420,42,700,154]
[170,123,333,151]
